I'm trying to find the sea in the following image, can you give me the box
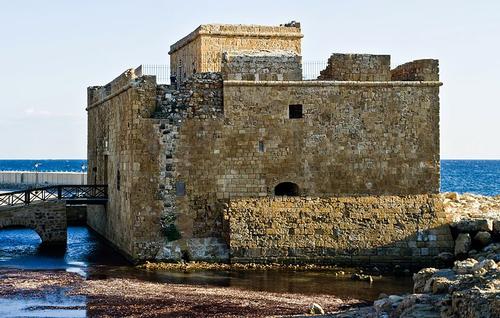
[0,159,499,196]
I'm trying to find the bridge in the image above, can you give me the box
[0,185,107,245]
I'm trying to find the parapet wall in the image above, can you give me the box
[225,195,454,266]
[318,54,391,81]
[391,59,439,81]
[221,50,302,81]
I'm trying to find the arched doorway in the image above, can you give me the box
[274,182,300,196]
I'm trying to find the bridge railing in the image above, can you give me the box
[0,185,108,207]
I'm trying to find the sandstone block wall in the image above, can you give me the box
[221,80,441,196]
[221,50,302,81]
[318,54,391,81]
[225,195,454,266]
[0,200,67,245]
[169,23,303,82]
[87,70,166,261]
[391,59,439,81]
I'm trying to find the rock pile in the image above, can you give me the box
[370,254,499,317]
[442,193,500,260]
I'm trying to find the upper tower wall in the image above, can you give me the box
[169,23,303,82]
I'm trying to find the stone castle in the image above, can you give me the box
[86,22,453,266]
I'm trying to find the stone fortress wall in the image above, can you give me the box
[87,22,450,266]
[87,70,166,260]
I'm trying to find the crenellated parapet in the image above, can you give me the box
[221,50,302,81]
[318,53,391,81]
[391,59,439,81]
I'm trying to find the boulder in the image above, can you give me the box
[493,220,500,236]
[455,233,472,256]
[391,294,443,318]
[473,231,492,247]
[373,295,403,315]
[452,219,493,233]
[437,252,454,263]
[413,267,438,293]
[445,192,460,201]
[451,286,500,318]
[350,273,373,283]
[453,258,478,275]
[472,259,497,275]
[308,303,324,315]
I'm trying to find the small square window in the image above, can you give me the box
[289,104,303,119]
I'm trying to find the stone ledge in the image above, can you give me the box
[224,80,443,87]
[169,24,303,54]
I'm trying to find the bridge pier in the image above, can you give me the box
[0,200,67,245]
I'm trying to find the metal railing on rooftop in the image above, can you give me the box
[137,61,327,84]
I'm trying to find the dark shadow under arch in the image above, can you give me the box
[274,182,300,196]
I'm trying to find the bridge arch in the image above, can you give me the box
[0,201,67,246]
[0,220,46,243]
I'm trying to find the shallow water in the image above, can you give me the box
[0,226,413,316]
[0,291,87,318]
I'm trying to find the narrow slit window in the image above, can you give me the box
[176,181,186,196]
[289,104,303,119]
[116,170,121,191]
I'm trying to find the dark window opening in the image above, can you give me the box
[176,181,186,196]
[274,182,300,196]
[289,104,303,119]
[116,170,121,191]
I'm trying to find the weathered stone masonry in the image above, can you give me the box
[0,201,67,245]
[226,195,453,266]
[87,22,451,266]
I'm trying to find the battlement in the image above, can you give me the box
[391,59,439,81]
[318,54,391,81]
[221,50,302,81]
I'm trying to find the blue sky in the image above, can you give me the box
[0,0,498,159]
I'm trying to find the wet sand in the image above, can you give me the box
[0,269,365,317]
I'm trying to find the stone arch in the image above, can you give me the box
[0,219,45,243]
[274,182,300,196]
[0,201,67,246]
